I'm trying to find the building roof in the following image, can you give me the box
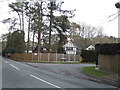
[63,41,77,48]
[32,46,50,53]
[86,45,95,50]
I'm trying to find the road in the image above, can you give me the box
[0,56,2,90]
[1,56,117,89]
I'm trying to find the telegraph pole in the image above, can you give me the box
[115,2,120,43]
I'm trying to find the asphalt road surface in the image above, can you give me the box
[1,56,117,89]
[0,56,2,90]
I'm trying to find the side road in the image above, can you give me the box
[25,62,119,88]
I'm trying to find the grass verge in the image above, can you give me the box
[14,60,81,64]
[82,66,111,78]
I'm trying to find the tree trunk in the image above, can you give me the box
[22,4,24,31]
[48,2,54,52]
[37,2,43,53]
[17,12,22,30]
[32,28,35,51]
[27,17,31,53]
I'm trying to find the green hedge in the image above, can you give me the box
[2,49,6,57]
[95,43,120,55]
[80,50,97,62]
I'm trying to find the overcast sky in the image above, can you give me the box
[0,0,119,38]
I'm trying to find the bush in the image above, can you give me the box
[2,49,6,57]
[95,43,120,55]
[81,50,97,62]
[57,47,66,54]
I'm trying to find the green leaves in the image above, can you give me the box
[5,0,76,53]
[9,2,22,12]
[5,30,25,54]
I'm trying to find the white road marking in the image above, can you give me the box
[44,64,59,65]
[4,61,7,63]
[30,74,62,89]
[9,64,20,70]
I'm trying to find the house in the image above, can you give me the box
[63,41,77,54]
[32,46,50,53]
[86,45,95,50]
[25,41,37,53]
[25,46,34,53]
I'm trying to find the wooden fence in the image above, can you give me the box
[11,53,81,62]
[98,54,120,73]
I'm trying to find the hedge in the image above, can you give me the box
[80,50,97,62]
[95,43,120,55]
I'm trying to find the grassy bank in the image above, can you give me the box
[82,66,111,78]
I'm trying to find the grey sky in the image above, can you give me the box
[62,0,119,37]
[0,0,119,37]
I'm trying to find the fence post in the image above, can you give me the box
[56,53,57,62]
[69,54,70,61]
[48,53,50,62]
[40,53,41,61]
[63,54,64,58]
[32,53,33,61]
[74,54,76,62]
[38,53,39,61]
[25,53,27,61]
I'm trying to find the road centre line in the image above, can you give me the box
[9,64,20,70]
[30,74,64,89]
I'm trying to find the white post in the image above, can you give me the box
[115,2,120,42]
[118,9,120,42]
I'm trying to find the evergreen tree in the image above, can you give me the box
[5,30,25,54]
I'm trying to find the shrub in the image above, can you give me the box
[57,47,66,54]
[81,50,97,62]
[2,49,6,57]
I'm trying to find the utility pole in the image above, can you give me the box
[115,2,120,43]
